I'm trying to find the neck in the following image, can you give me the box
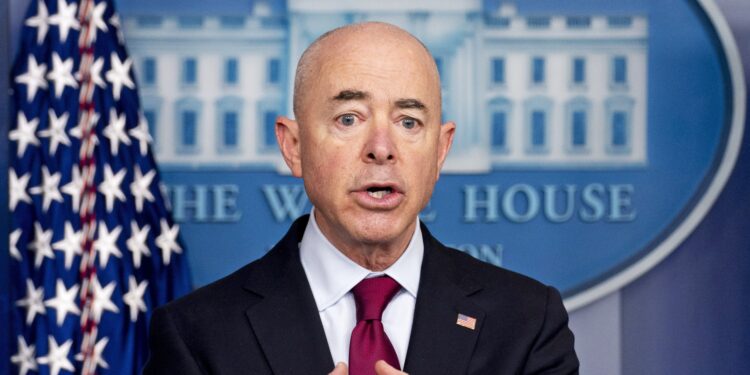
[337,234,413,272]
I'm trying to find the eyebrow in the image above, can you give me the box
[331,90,370,101]
[395,98,427,112]
[330,90,429,113]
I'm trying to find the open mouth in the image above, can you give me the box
[366,186,393,199]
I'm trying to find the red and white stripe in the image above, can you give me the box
[76,0,101,373]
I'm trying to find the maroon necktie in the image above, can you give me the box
[349,276,402,375]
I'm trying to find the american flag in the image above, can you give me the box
[8,0,191,374]
[456,313,477,330]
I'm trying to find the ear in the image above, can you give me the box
[435,121,456,179]
[276,116,303,177]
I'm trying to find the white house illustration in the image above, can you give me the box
[120,0,648,172]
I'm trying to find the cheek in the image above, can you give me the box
[302,144,351,198]
[406,152,439,202]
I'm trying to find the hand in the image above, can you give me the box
[328,361,408,375]
[375,360,408,374]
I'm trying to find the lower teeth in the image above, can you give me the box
[368,190,386,199]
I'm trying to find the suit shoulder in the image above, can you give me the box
[437,244,552,301]
[157,254,267,318]
[155,216,306,320]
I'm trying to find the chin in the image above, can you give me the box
[349,214,414,245]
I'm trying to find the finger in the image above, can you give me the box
[375,360,407,375]
[328,362,348,375]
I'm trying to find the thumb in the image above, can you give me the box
[375,360,407,375]
[328,362,348,375]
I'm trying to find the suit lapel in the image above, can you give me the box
[404,226,485,375]
[243,217,334,375]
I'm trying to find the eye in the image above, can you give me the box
[339,114,356,126]
[401,117,418,129]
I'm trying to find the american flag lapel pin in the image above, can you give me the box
[456,313,477,330]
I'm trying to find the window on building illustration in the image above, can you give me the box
[181,110,197,148]
[566,16,591,29]
[220,16,245,28]
[572,110,587,147]
[608,16,633,28]
[492,58,505,84]
[137,16,162,28]
[492,111,507,149]
[264,110,278,147]
[183,58,197,85]
[531,110,546,147]
[612,111,628,147]
[527,16,550,29]
[613,56,628,84]
[144,110,157,143]
[178,16,203,29]
[223,111,238,148]
[267,58,281,84]
[225,58,239,85]
[142,57,156,85]
[485,16,510,28]
[532,57,545,85]
[572,58,586,84]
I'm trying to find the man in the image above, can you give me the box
[143,22,578,374]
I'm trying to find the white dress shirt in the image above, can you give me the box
[299,208,424,369]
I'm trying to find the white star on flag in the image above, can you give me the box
[38,109,72,154]
[36,336,75,375]
[29,166,64,212]
[109,13,125,44]
[127,221,151,269]
[46,52,78,98]
[10,336,38,375]
[44,279,81,326]
[99,164,127,212]
[16,279,46,325]
[69,111,100,145]
[24,0,49,45]
[94,222,123,268]
[9,169,33,210]
[130,165,156,212]
[90,276,120,322]
[85,2,108,44]
[105,52,135,100]
[47,0,79,43]
[156,219,182,265]
[9,112,40,157]
[123,276,148,322]
[14,55,48,101]
[10,228,23,261]
[60,166,83,212]
[75,336,110,370]
[129,112,153,156]
[52,222,82,269]
[103,108,131,156]
[28,222,55,269]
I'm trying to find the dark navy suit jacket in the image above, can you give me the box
[143,215,579,374]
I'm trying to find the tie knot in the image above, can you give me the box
[352,276,401,322]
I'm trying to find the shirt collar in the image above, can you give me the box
[299,208,424,312]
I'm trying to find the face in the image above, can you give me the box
[277,26,455,252]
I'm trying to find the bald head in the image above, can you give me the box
[292,22,441,120]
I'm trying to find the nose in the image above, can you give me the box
[362,116,397,164]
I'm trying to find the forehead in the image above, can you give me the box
[310,31,439,104]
